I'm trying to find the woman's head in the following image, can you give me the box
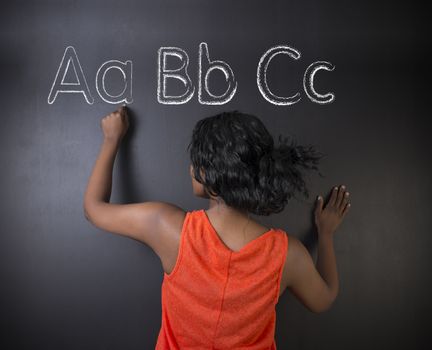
[187,111,323,216]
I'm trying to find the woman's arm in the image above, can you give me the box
[285,185,350,313]
[83,106,128,212]
[83,107,185,252]
[316,233,339,302]
[315,185,350,299]
[83,137,120,210]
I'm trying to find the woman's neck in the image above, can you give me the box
[207,198,250,221]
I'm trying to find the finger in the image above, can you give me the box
[315,195,323,215]
[335,185,346,207]
[340,190,349,212]
[122,107,129,119]
[329,186,338,207]
[341,202,351,217]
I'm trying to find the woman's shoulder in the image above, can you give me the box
[283,234,316,281]
[274,232,306,263]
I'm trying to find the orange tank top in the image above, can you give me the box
[155,209,288,350]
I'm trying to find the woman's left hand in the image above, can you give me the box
[101,106,129,143]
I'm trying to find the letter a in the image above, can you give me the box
[96,60,133,104]
[47,46,94,104]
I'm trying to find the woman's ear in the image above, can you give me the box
[199,167,205,180]
[189,164,194,178]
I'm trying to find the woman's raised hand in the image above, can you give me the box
[101,106,129,143]
[314,185,351,237]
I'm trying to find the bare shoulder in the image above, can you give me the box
[286,235,306,263]
[156,203,187,251]
[280,234,306,294]
[279,232,335,312]
[156,202,187,233]
[155,203,187,274]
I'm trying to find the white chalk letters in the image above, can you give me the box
[157,47,194,104]
[48,43,334,105]
[257,45,302,106]
[198,42,237,105]
[256,45,335,105]
[96,60,133,104]
[157,42,237,105]
[303,61,335,104]
[48,46,133,105]
[47,46,94,104]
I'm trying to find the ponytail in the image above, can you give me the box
[188,110,324,216]
[257,135,323,215]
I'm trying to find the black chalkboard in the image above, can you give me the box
[0,1,429,349]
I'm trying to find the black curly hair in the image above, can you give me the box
[187,111,324,216]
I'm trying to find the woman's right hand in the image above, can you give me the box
[314,185,351,237]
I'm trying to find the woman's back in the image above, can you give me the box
[155,209,288,350]
[83,109,350,349]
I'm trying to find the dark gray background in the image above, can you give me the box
[0,0,429,349]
